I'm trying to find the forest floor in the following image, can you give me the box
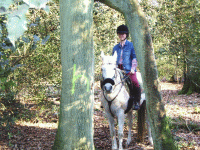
[0,82,200,150]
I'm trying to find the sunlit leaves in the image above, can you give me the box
[1,0,52,46]
[93,2,125,78]
[23,0,50,9]
[7,4,29,46]
[0,25,2,38]
[138,0,198,83]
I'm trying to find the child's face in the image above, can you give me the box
[118,33,127,41]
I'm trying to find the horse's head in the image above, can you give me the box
[101,51,117,93]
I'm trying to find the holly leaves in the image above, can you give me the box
[23,0,50,9]
[7,4,29,46]
[0,0,51,47]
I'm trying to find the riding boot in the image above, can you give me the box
[131,85,141,110]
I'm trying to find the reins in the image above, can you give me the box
[103,83,123,117]
[102,68,130,117]
[113,70,130,88]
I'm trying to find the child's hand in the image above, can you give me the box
[130,69,135,74]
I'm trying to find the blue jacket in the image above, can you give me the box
[113,40,136,74]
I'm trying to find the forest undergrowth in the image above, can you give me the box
[0,82,199,150]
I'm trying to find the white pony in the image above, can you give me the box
[100,51,152,150]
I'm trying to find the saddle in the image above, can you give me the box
[120,71,138,113]
[119,71,133,97]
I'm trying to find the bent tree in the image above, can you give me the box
[95,0,176,149]
[53,0,176,150]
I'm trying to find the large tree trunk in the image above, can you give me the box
[97,0,176,149]
[53,0,94,149]
[180,46,200,94]
[180,65,200,95]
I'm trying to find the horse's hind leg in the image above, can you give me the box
[126,110,133,146]
[117,110,125,150]
[146,114,153,146]
[107,113,118,149]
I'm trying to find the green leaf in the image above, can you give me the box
[22,37,30,43]
[0,7,6,13]
[33,35,40,42]
[1,77,7,83]
[7,4,29,46]
[8,132,13,139]
[23,0,50,9]
[41,35,50,45]
[29,23,38,27]
[0,26,2,38]
[1,85,6,91]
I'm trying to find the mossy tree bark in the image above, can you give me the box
[53,0,94,149]
[180,48,200,95]
[96,0,176,149]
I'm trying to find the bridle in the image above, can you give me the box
[101,68,129,117]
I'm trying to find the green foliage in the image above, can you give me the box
[140,0,200,93]
[0,0,57,129]
[160,116,177,150]
[0,24,22,129]
[93,2,125,80]
[12,3,61,99]
[194,107,200,114]
[0,0,51,46]
[7,4,29,46]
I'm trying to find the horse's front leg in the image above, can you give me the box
[126,110,133,146]
[107,113,118,150]
[117,110,125,150]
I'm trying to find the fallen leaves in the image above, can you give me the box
[0,82,199,149]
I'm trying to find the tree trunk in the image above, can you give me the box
[180,68,200,95]
[179,46,200,94]
[97,0,176,149]
[53,0,94,149]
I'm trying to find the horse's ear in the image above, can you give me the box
[101,51,104,59]
[113,51,117,60]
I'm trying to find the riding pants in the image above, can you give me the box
[118,64,140,88]
[118,64,141,105]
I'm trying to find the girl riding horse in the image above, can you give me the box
[113,24,141,110]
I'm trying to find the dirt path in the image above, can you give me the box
[0,82,199,150]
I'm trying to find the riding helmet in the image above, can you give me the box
[117,25,129,38]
